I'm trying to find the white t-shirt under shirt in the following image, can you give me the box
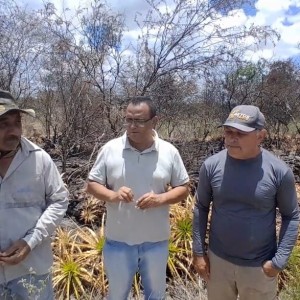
[89,131,189,245]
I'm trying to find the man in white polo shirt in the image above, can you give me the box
[86,96,189,300]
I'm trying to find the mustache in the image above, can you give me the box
[225,143,238,148]
[4,135,20,142]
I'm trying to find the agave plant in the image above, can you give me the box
[170,194,194,250]
[167,241,195,283]
[80,196,105,225]
[172,216,193,250]
[168,194,197,284]
[75,215,108,295]
[52,227,94,299]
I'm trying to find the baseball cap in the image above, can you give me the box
[0,89,35,117]
[223,105,265,132]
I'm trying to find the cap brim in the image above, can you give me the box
[223,121,256,132]
[0,108,35,118]
[19,109,36,118]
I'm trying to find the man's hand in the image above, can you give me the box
[193,254,210,282]
[136,192,162,209]
[262,260,280,277]
[0,240,31,265]
[111,186,134,203]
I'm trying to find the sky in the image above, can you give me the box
[19,0,300,62]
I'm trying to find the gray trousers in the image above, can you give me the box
[207,250,277,300]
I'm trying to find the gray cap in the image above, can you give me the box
[223,105,265,132]
[0,89,35,117]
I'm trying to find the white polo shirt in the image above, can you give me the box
[89,131,189,244]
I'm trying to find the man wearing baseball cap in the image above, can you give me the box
[192,105,299,300]
[0,89,69,299]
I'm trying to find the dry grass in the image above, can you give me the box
[52,194,199,299]
[295,183,300,201]
[52,189,300,299]
[278,240,300,300]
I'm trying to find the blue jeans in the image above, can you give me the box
[103,239,169,300]
[0,273,54,300]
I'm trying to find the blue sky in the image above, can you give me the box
[18,0,300,62]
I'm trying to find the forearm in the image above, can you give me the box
[159,184,189,205]
[86,180,116,202]
[272,215,299,270]
[192,201,209,255]
[273,169,300,270]
[193,163,212,255]
[23,196,69,249]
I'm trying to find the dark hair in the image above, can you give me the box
[127,96,157,118]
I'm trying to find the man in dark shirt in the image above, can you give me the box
[192,105,299,300]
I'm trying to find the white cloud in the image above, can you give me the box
[15,0,300,61]
[255,0,292,12]
[244,48,275,61]
[123,0,300,62]
[224,0,300,61]
[280,22,300,44]
[219,9,248,29]
[288,13,300,23]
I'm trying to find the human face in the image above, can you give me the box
[224,126,265,159]
[0,111,22,152]
[125,103,157,150]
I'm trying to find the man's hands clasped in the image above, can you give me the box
[111,186,162,209]
[136,192,162,209]
[0,240,31,265]
[111,186,134,203]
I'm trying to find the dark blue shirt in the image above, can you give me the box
[193,148,299,270]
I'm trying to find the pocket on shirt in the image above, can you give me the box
[11,175,44,207]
